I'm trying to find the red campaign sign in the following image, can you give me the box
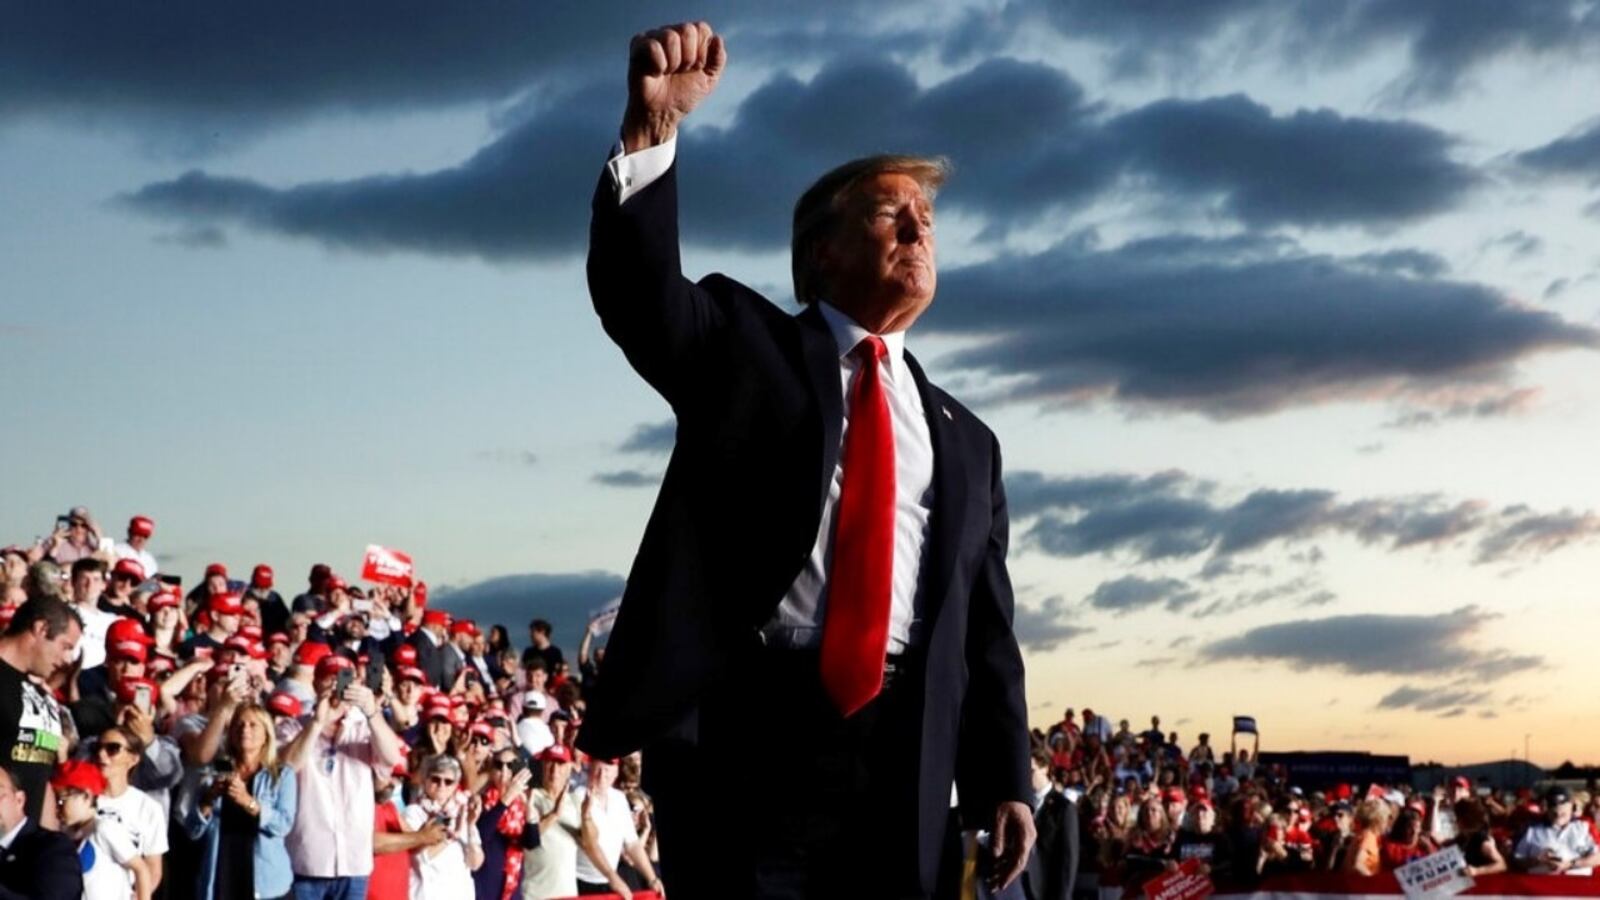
[1145,859,1214,900]
[361,545,414,586]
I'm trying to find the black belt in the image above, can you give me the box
[751,644,920,693]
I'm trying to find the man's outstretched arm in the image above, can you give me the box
[587,22,730,407]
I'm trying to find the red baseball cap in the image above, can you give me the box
[149,587,181,611]
[204,563,228,579]
[326,574,348,593]
[267,632,290,646]
[128,516,155,538]
[314,654,356,680]
[391,645,419,668]
[467,720,494,740]
[425,706,452,722]
[1163,787,1187,804]
[448,619,476,636]
[107,618,155,648]
[239,624,264,642]
[111,558,146,582]
[422,610,449,627]
[413,581,428,607]
[51,760,107,797]
[145,655,175,676]
[112,677,159,706]
[251,564,274,589]
[538,744,575,764]
[398,667,427,685]
[294,641,333,668]
[266,692,302,718]
[209,593,244,617]
[224,636,268,660]
[108,641,149,664]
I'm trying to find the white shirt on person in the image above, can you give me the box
[1515,820,1597,875]
[516,717,555,758]
[112,544,159,581]
[402,803,477,900]
[606,137,936,654]
[74,603,121,670]
[80,818,140,900]
[96,784,169,860]
[522,788,581,900]
[570,785,640,887]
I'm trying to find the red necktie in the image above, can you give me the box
[820,335,895,717]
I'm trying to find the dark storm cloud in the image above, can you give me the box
[990,0,1600,101]
[1516,121,1600,182]
[0,2,911,147]
[927,234,1598,417]
[618,420,676,455]
[432,570,625,645]
[1008,469,1595,567]
[1203,606,1542,680]
[1083,575,1201,615]
[1104,95,1480,228]
[1013,595,1092,653]
[593,470,662,489]
[122,54,1482,260]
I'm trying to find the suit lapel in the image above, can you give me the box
[797,305,844,513]
[904,351,966,631]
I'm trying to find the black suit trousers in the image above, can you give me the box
[646,639,946,900]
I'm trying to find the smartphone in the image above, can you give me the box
[335,667,354,696]
[133,684,153,715]
[1476,786,1491,797]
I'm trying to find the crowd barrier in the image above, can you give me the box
[1207,872,1600,900]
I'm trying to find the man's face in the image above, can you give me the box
[67,520,90,545]
[0,770,23,832]
[206,574,227,595]
[107,655,145,681]
[820,173,936,328]
[71,569,105,604]
[217,613,241,636]
[1550,799,1573,826]
[528,668,548,691]
[35,620,82,678]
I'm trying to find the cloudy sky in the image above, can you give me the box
[4,1,1598,767]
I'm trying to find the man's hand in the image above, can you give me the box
[344,683,380,719]
[119,704,157,748]
[988,800,1036,893]
[622,21,726,153]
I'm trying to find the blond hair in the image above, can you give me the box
[227,703,286,784]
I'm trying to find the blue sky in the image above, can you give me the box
[4,1,1599,765]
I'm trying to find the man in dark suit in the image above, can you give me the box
[0,765,83,900]
[576,21,1035,899]
[983,746,1080,900]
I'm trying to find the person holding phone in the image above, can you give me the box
[186,703,299,900]
[282,653,407,900]
[473,747,536,900]
[402,755,483,900]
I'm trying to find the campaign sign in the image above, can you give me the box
[1394,846,1474,900]
[1145,859,1213,900]
[1233,715,1258,735]
[361,545,414,586]
[588,597,622,636]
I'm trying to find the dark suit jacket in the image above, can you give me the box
[0,819,84,900]
[979,792,1079,900]
[576,161,1032,891]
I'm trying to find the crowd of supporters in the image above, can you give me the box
[0,508,658,900]
[4,507,1598,900]
[1035,709,1600,896]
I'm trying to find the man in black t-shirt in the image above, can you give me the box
[0,596,84,823]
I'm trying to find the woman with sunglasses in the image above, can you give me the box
[404,754,484,900]
[95,726,168,900]
[185,702,299,900]
[473,747,536,900]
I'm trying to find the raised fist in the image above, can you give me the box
[623,21,726,152]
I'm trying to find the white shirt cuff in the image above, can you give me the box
[606,134,677,205]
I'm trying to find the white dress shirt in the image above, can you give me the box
[605,140,937,653]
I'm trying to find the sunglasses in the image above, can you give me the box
[428,777,458,787]
[96,742,129,757]
[489,759,519,770]
[470,736,492,747]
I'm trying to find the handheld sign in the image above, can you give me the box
[587,598,622,636]
[1144,859,1213,900]
[361,545,414,587]
[1394,846,1473,900]
[1233,715,1257,735]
